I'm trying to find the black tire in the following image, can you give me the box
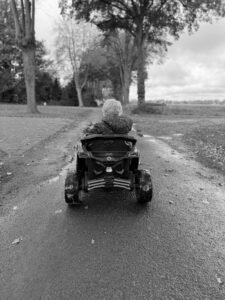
[65,171,82,206]
[135,169,153,204]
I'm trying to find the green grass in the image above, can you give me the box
[0,104,99,119]
[184,124,225,173]
[130,104,225,174]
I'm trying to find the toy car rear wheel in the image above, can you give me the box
[135,169,153,204]
[65,191,82,206]
[65,171,82,206]
[135,187,153,204]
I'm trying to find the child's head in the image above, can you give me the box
[102,99,123,118]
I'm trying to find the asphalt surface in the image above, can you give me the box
[1,126,225,300]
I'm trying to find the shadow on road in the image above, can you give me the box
[65,189,153,218]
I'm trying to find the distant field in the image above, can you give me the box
[127,102,225,117]
[165,103,225,116]
[1,102,225,117]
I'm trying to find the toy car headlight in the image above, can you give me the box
[106,167,113,173]
[93,161,105,175]
[114,162,124,175]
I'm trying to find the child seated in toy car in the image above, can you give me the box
[64,99,153,206]
[83,99,133,135]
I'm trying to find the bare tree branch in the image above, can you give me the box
[81,64,90,89]
[20,0,25,35]
[156,0,169,13]
[24,0,31,39]
[145,0,154,10]
[31,0,35,36]
[101,0,135,18]
[10,0,22,40]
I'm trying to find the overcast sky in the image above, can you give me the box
[36,1,225,101]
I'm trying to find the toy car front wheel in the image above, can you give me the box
[65,171,82,206]
[135,169,153,204]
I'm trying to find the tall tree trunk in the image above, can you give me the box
[122,32,132,105]
[74,74,83,106]
[123,67,130,105]
[76,86,83,107]
[112,81,123,102]
[10,0,38,113]
[137,30,145,107]
[22,47,38,113]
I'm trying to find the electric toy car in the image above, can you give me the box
[65,134,153,205]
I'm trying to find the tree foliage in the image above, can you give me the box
[60,0,224,105]
[61,79,79,106]
[101,30,137,103]
[0,0,21,99]
[55,18,100,106]
[60,0,224,36]
[0,13,60,105]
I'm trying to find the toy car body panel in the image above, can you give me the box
[65,134,153,205]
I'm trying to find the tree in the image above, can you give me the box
[102,30,137,104]
[73,31,136,104]
[35,71,53,103]
[0,0,21,102]
[61,79,79,106]
[10,0,38,113]
[35,41,60,104]
[59,0,224,106]
[21,41,56,104]
[0,1,58,106]
[51,78,62,103]
[78,41,128,103]
[35,40,53,71]
[0,24,57,105]
[77,46,108,101]
[55,18,100,106]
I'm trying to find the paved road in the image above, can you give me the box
[1,128,225,299]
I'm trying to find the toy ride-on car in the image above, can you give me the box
[65,134,153,205]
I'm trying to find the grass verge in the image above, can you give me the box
[130,108,225,175]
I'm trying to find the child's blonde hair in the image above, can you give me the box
[102,99,123,117]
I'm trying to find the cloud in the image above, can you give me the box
[148,61,190,88]
[175,20,225,57]
[36,0,60,52]
[144,18,225,100]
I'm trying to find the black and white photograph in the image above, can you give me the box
[1,1,225,299]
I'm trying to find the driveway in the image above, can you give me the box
[0,116,225,300]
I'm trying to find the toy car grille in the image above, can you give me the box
[87,178,131,191]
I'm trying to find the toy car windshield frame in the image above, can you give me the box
[81,134,137,147]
